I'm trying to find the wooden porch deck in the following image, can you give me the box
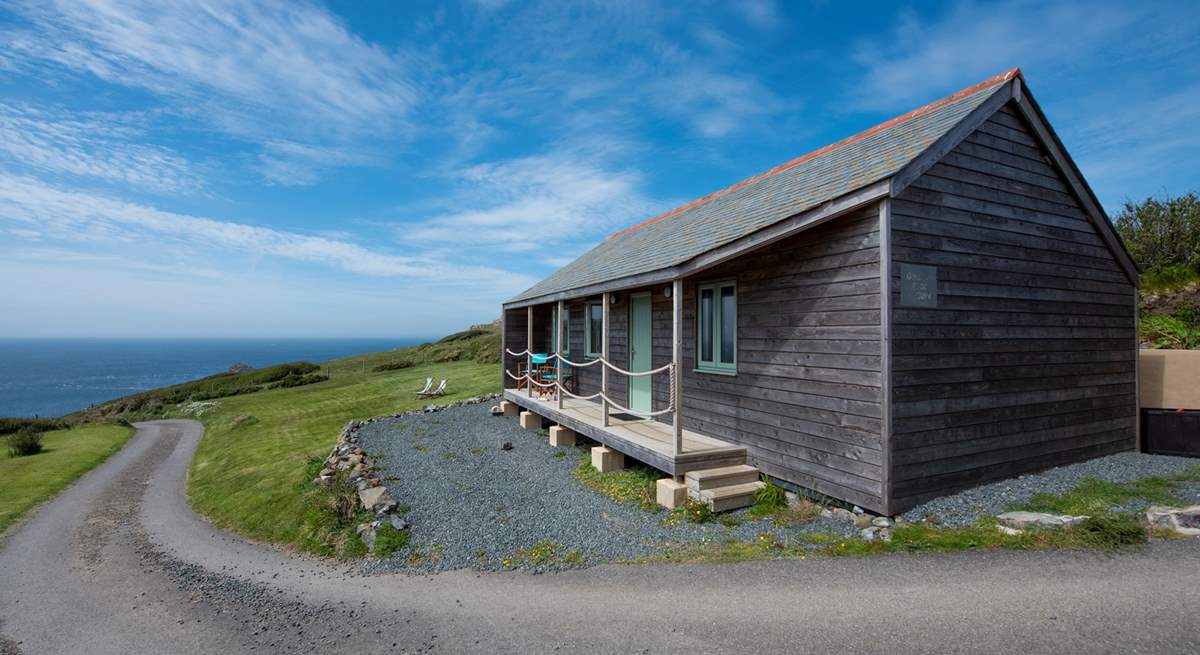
[502,389,746,475]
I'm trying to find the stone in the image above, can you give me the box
[358,486,397,515]
[356,521,380,548]
[996,511,1088,532]
[830,508,855,523]
[656,478,687,509]
[819,509,834,519]
[878,528,892,542]
[519,411,542,431]
[591,446,624,473]
[860,527,879,541]
[500,441,513,451]
[871,516,893,528]
[489,405,502,415]
[1145,505,1200,536]
[500,400,520,418]
[548,425,576,447]
[852,506,864,514]
[387,516,410,531]
[854,513,874,529]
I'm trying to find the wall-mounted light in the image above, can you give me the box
[609,294,619,305]
[663,286,672,298]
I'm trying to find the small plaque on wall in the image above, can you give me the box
[900,263,938,307]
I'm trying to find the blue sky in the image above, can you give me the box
[0,0,1196,338]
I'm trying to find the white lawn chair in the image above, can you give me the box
[415,378,433,396]
[418,379,446,397]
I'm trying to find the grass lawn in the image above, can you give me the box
[184,353,498,550]
[0,423,134,534]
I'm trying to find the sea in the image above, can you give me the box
[0,338,426,418]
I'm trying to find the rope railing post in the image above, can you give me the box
[602,292,610,427]
[556,300,564,410]
[526,305,533,398]
[671,279,683,456]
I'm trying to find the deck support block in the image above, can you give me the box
[591,446,624,473]
[548,425,576,447]
[519,411,542,432]
[656,478,687,509]
[500,400,519,418]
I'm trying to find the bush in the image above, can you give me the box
[7,426,44,457]
[372,360,414,372]
[1141,304,1200,349]
[1113,192,1200,276]
[266,373,329,390]
[0,417,70,436]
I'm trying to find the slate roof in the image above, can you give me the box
[507,69,1021,305]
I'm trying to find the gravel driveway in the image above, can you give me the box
[354,404,856,572]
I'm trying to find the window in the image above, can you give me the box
[551,306,570,355]
[696,280,736,373]
[585,301,603,358]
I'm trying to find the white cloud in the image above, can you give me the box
[0,174,535,293]
[0,102,201,193]
[6,0,419,184]
[652,69,786,138]
[849,1,1133,111]
[405,152,667,251]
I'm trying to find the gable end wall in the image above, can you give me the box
[887,101,1138,512]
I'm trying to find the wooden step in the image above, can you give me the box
[685,464,760,492]
[698,481,764,512]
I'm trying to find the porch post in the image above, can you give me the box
[602,291,610,427]
[526,305,533,398]
[672,279,683,455]
[556,300,565,409]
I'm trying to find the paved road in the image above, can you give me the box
[1,420,1198,654]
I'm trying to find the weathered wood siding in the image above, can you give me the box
[888,102,1137,512]
[667,207,886,510]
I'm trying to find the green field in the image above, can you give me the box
[181,339,499,550]
[0,423,134,534]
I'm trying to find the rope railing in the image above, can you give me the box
[504,349,672,377]
[504,348,677,419]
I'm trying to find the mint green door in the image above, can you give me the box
[628,293,652,414]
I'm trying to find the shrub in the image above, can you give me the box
[266,373,329,390]
[1113,192,1200,275]
[1140,304,1200,349]
[372,360,414,372]
[7,426,44,457]
[0,417,69,436]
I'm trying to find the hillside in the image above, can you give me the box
[176,322,500,554]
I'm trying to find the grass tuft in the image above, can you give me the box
[503,540,586,569]
[372,522,411,559]
[572,450,661,512]
[747,476,788,517]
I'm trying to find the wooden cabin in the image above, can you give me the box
[499,69,1139,515]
